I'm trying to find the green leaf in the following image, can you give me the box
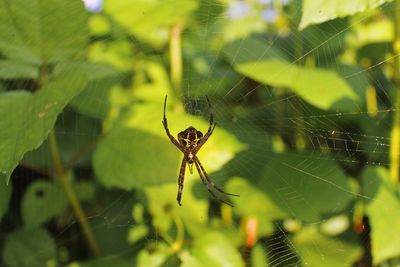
[0,73,87,183]
[55,62,119,118]
[0,0,89,64]
[136,243,170,267]
[105,0,198,45]
[0,183,12,221]
[224,38,357,110]
[94,103,246,189]
[67,258,132,267]
[293,226,362,267]
[362,167,400,264]
[145,179,208,235]
[2,227,57,267]
[22,180,67,226]
[0,60,38,79]
[300,0,393,30]
[226,177,287,234]
[191,232,245,267]
[94,128,181,189]
[260,153,356,222]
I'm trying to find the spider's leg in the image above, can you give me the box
[177,158,187,206]
[193,159,234,207]
[193,97,217,153]
[194,156,240,197]
[162,95,185,152]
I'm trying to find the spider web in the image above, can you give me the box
[1,0,399,267]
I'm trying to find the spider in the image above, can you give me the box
[162,95,239,206]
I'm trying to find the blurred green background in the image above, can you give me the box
[1,0,400,266]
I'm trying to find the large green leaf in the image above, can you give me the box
[294,226,362,267]
[94,128,181,189]
[191,232,244,267]
[300,0,394,30]
[94,103,246,189]
[0,0,89,64]
[362,167,400,264]
[104,0,198,45]
[2,227,57,267]
[0,73,87,183]
[0,183,12,221]
[22,180,67,226]
[260,153,356,222]
[224,38,357,110]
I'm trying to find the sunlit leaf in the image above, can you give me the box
[226,177,287,234]
[362,167,400,264]
[136,243,170,267]
[0,0,89,64]
[260,153,356,222]
[2,227,56,267]
[105,0,198,45]
[191,232,245,267]
[252,244,268,267]
[224,38,357,110]
[300,0,393,30]
[294,226,362,267]
[22,180,67,226]
[0,73,87,183]
[0,183,11,221]
[145,179,208,235]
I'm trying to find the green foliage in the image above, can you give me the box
[224,38,358,110]
[0,0,399,266]
[0,183,11,221]
[2,227,57,267]
[300,0,394,29]
[362,167,400,264]
[293,226,362,266]
[0,73,87,183]
[0,0,88,63]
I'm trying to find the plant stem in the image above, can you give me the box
[48,131,101,256]
[170,22,183,97]
[390,0,400,184]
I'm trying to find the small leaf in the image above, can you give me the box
[2,227,57,267]
[22,180,67,226]
[294,226,362,267]
[0,0,89,64]
[226,177,287,234]
[300,0,394,30]
[145,179,208,235]
[136,243,170,267]
[260,153,356,222]
[224,38,357,110]
[191,232,245,267]
[0,183,12,221]
[0,73,87,183]
[0,60,38,79]
[362,167,400,264]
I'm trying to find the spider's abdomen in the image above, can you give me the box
[178,126,203,149]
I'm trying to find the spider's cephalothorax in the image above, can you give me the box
[162,95,239,207]
[178,127,203,150]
